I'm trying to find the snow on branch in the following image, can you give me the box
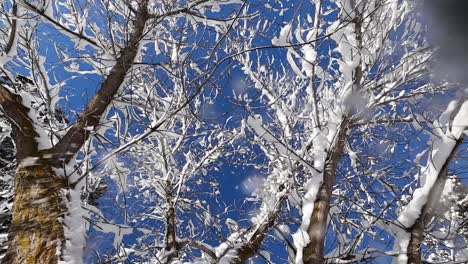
[393,99,468,263]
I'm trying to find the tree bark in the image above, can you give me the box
[303,120,349,264]
[165,184,178,262]
[50,2,149,165]
[0,84,39,160]
[215,197,284,263]
[302,8,363,262]
[3,162,67,264]
[407,218,424,264]
[230,212,278,264]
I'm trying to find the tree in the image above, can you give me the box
[0,0,247,262]
[0,117,15,259]
[0,0,467,263]
[232,0,450,263]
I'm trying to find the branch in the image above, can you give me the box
[0,84,38,160]
[273,226,296,256]
[177,240,217,260]
[394,99,468,263]
[217,200,282,264]
[149,0,210,20]
[349,117,417,128]
[18,0,99,48]
[3,1,17,56]
[405,135,464,263]
[50,2,149,165]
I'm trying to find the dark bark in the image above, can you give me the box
[50,3,149,165]
[165,184,177,261]
[0,84,39,160]
[407,218,424,264]
[4,2,17,56]
[215,196,284,263]
[229,212,278,264]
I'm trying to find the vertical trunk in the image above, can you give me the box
[407,218,424,264]
[303,120,349,264]
[303,188,330,264]
[3,162,67,264]
[165,184,178,262]
[302,7,363,261]
[166,204,177,252]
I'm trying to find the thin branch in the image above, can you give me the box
[18,0,99,48]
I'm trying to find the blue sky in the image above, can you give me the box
[3,0,467,263]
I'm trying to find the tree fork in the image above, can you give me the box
[1,2,150,262]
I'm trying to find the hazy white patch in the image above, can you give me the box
[241,175,264,195]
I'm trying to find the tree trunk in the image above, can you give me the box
[0,1,150,262]
[3,162,67,264]
[303,120,349,264]
[303,187,330,264]
[302,8,363,262]
[165,185,178,262]
[407,218,424,264]
[230,214,277,264]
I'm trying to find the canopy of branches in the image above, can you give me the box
[0,0,467,263]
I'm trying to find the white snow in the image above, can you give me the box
[60,188,87,264]
[301,45,317,76]
[292,163,325,263]
[393,100,468,263]
[59,164,89,264]
[272,24,291,46]
[18,157,40,168]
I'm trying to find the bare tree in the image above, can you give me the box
[0,0,247,262]
[227,0,446,263]
[0,0,466,263]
